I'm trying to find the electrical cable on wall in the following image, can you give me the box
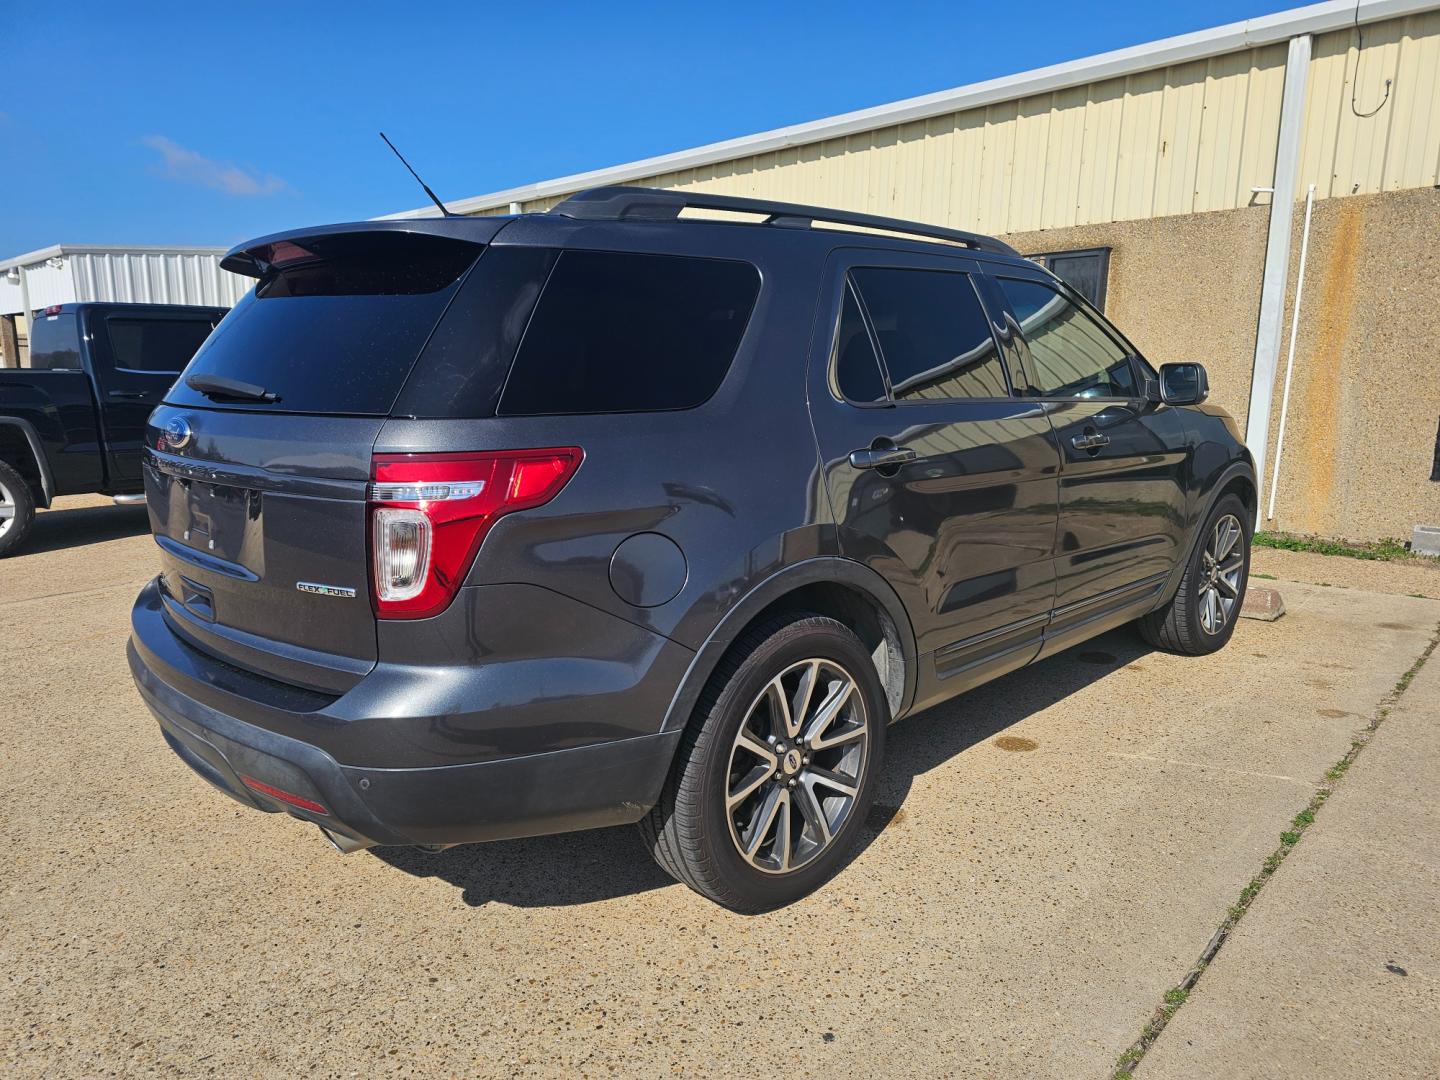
[1351,0,1393,118]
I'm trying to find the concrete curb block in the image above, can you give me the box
[1241,584,1286,621]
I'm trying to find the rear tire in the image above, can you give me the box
[640,614,887,912]
[0,460,36,558]
[1139,493,1250,655]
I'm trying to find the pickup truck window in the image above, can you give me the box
[106,318,216,373]
[29,313,83,370]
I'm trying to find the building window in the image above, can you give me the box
[1026,247,1111,311]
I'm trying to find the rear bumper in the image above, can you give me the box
[128,580,684,850]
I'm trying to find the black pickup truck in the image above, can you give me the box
[0,302,227,556]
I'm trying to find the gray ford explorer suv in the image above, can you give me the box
[128,186,1255,911]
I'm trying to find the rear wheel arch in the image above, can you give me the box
[660,558,917,736]
[0,420,51,507]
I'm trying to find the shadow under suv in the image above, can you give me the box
[129,186,1255,911]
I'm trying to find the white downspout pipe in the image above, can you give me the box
[1267,183,1316,522]
[17,263,32,366]
[1245,32,1312,483]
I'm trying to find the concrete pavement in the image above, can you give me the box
[1143,628,1440,1078]
[1,497,1437,1078]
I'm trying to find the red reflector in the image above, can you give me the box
[369,447,583,620]
[508,454,573,502]
[240,774,328,816]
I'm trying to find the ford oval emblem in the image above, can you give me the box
[163,415,193,450]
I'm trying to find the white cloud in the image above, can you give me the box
[141,135,290,196]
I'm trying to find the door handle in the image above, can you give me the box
[1071,432,1110,452]
[849,446,919,470]
[108,390,149,400]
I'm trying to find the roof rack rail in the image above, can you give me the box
[550,186,1019,257]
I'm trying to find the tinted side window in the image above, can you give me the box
[393,246,558,419]
[850,267,1009,401]
[107,318,217,373]
[997,278,1137,399]
[29,312,83,369]
[832,282,886,403]
[498,250,759,416]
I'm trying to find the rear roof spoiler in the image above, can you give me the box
[221,217,511,277]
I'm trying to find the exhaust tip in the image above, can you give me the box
[113,494,146,506]
[319,826,374,854]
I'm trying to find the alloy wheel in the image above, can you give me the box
[725,658,870,875]
[1198,513,1244,635]
[0,477,14,537]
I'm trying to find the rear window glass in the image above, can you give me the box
[29,312,83,370]
[165,232,481,415]
[107,317,218,373]
[497,250,759,416]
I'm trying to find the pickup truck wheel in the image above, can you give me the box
[640,614,887,912]
[1138,492,1250,655]
[0,460,36,558]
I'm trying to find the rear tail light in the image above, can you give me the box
[368,448,583,619]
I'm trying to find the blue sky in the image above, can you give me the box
[1,1,1299,255]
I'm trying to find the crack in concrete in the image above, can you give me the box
[0,579,151,609]
[1104,751,1308,785]
[1111,620,1440,1079]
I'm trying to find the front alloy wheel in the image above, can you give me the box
[726,659,869,875]
[1198,513,1245,635]
[1138,491,1251,655]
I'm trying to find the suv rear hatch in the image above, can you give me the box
[144,224,503,694]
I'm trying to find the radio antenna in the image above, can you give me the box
[379,131,453,217]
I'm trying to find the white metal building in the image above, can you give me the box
[0,245,251,367]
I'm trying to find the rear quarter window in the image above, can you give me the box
[497,250,760,416]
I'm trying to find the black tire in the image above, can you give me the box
[0,459,37,558]
[1139,492,1251,655]
[640,613,887,912]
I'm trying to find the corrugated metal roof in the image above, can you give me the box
[0,245,250,314]
[0,243,230,272]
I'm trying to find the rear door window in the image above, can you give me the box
[106,317,218,373]
[850,267,1010,401]
[497,250,759,416]
[165,232,482,415]
[996,277,1137,398]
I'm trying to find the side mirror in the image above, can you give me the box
[1159,362,1209,406]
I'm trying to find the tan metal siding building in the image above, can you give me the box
[388,0,1440,543]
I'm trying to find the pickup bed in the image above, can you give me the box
[0,302,226,556]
